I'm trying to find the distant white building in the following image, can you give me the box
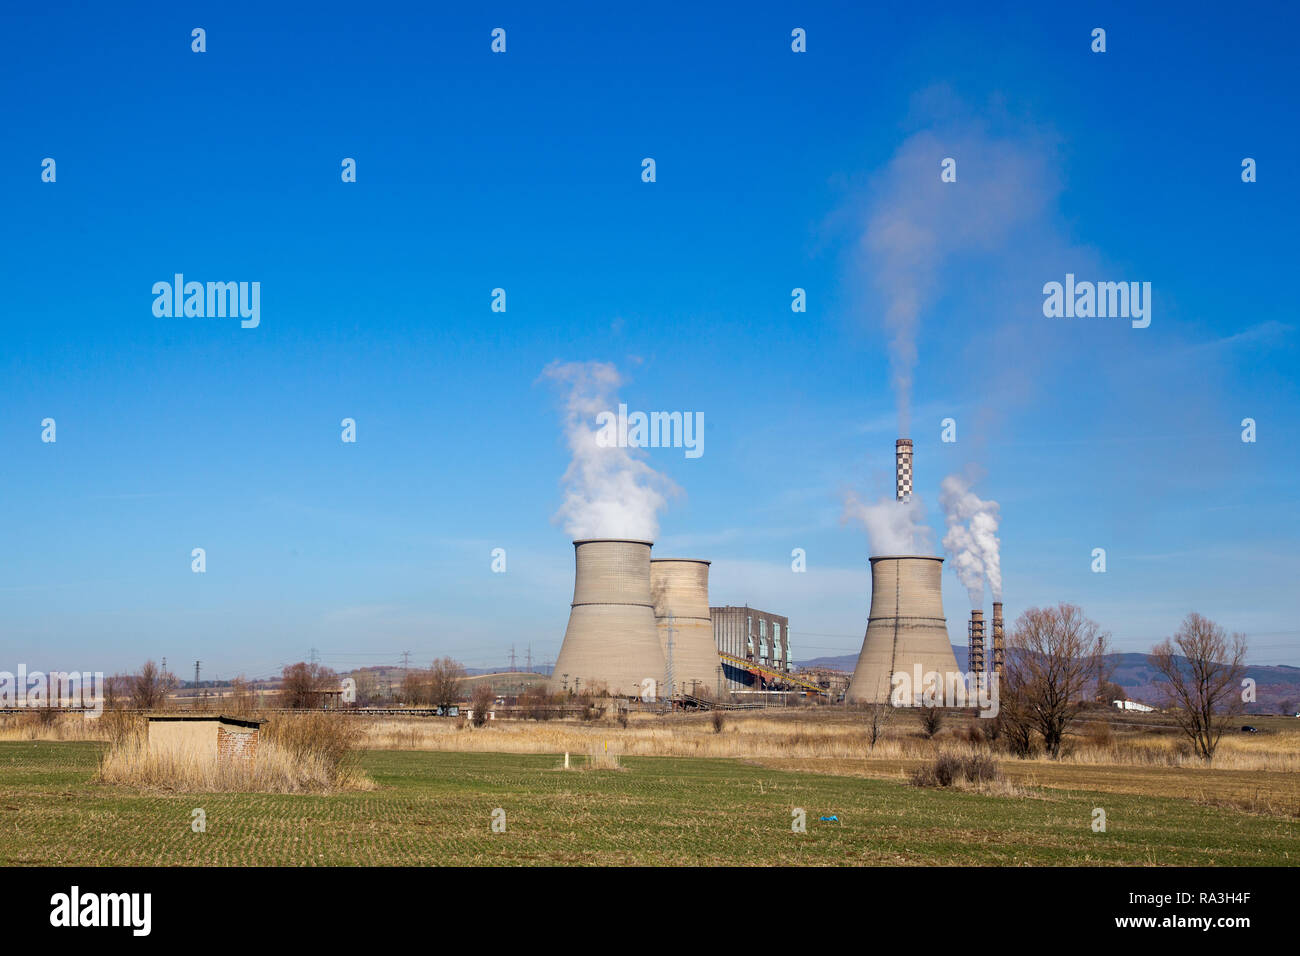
[1112,699,1154,713]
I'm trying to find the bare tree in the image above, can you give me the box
[401,666,430,705]
[1150,613,1247,762]
[469,683,494,727]
[863,701,894,752]
[281,661,339,709]
[228,676,257,715]
[130,660,168,710]
[1096,679,1126,706]
[992,677,1037,757]
[428,657,467,711]
[1003,604,1110,758]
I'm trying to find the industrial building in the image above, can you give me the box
[710,606,791,691]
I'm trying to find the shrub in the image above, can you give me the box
[920,706,943,739]
[469,684,494,727]
[909,752,1004,789]
[711,710,725,734]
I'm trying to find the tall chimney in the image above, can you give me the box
[895,439,913,503]
[992,601,1005,678]
[969,609,985,677]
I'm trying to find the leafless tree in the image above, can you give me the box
[992,677,1037,757]
[469,683,494,727]
[228,676,257,715]
[1096,679,1126,706]
[1150,613,1247,762]
[863,701,894,752]
[1003,603,1110,758]
[428,657,467,711]
[130,660,168,710]
[401,666,430,705]
[281,661,339,709]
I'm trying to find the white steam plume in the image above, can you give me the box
[939,473,1002,605]
[542,360,678,541]
[861,111,1052,436]
[843,491,934,556]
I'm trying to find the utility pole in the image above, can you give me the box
[664,612,676,708]
[525,645,532,674]
[310,647,320,666]
[193,660,200,688]
[509,644,516,672]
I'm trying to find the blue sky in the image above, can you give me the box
[2,2,1297,678]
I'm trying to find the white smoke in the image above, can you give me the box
[843,491,933,556]
[542,360,678,541]
[860,112,1053,436]
[939,473,1002,605]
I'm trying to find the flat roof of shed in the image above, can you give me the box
[144,714,264,728]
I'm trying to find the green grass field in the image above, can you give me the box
[1,742,1295,865]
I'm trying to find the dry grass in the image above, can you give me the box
[93,713,373,794]
[13,706,1298,786]
[0,710,134,742]
[358,709,1300,773]
[574,741,623,771]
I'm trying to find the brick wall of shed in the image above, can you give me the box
[217,726,258,762]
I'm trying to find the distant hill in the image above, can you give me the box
[796,648,1300,715]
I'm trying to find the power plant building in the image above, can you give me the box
[710,606,791,690]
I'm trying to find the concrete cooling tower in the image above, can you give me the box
[551,539,666,698]
[650,559,724,697]
[847,555,961,704]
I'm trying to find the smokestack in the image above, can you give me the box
[969,609,985,676]
[650,559,723,698]
[895,439,913,502]
[992,601,1005,678]
[551,539,666,698]
[846,555,961,704]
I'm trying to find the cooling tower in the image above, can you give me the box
[650,559,724,697]
[846,555,961,704]
[551,539,666,698]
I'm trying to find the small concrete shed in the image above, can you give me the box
[146,714,264,761]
